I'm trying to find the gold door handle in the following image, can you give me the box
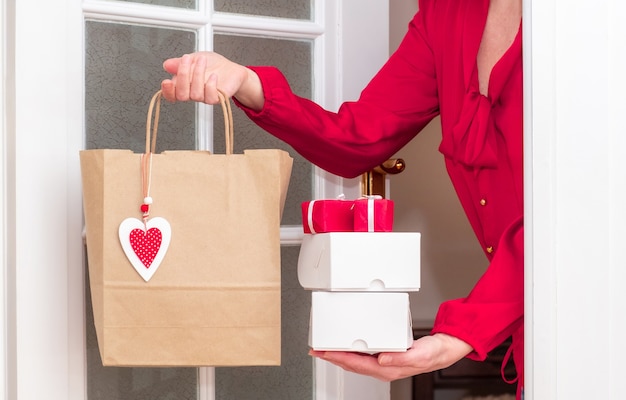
[361,158,406,197]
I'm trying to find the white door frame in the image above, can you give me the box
[525,0,626,398]
[2,0,86,399]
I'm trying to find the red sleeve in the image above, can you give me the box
[235,8,440,178]
[431,216,524,361]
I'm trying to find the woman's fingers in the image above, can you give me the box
[173,54,193,101]
[189,55,207,102]
[161,51,264,109]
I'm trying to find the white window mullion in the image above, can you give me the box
[82,0,208,29]
[195,20,212,152]
[197,3,215,398]
[198,366,215,400]
[211,13,323,39]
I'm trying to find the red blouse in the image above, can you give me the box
[237,0,524,396]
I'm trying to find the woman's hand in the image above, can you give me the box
[309,333,473,382]
[161,52,265,111]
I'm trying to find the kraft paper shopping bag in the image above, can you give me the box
[80,90,292,366]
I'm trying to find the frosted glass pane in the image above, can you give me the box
[215,246,313,399]
[214,0,311,20]
[213,34,313,226]
[85,21,198,400]
[107,0,196,9]
[85,21,196,152]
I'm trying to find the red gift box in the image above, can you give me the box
[353,196,394,232]
[301,199,355,234]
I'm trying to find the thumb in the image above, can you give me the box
[378,351,412,367]
[378,353,393,366]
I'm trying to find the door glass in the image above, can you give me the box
[106,0,197,9]
[84,20,198,399]
[214,0,312,20]
[212,33,313,225]
[213,33,313,398]
[85,21,196,152]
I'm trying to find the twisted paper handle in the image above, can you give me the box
[144,89,235,156]
[141,90,236,222]
[217,90,234,155]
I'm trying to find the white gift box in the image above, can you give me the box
[298,232,420,291]
[309,291,413,353]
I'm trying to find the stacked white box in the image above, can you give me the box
[309,291,413,352]
[298,232,421,353]
[298,232,420,291]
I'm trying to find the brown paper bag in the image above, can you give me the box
[80,90,293,366]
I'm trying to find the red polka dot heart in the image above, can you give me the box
[119,217,171,282]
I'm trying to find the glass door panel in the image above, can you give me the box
[212,33,313,225]
[213,0,312,20]
[85,21,196,151]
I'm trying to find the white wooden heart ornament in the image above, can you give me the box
[119,217,171,282]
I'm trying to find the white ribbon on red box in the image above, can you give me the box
[306,194,347,234]
[361,195,383,232]
[306,194,383,233]
[306,199,318,234]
